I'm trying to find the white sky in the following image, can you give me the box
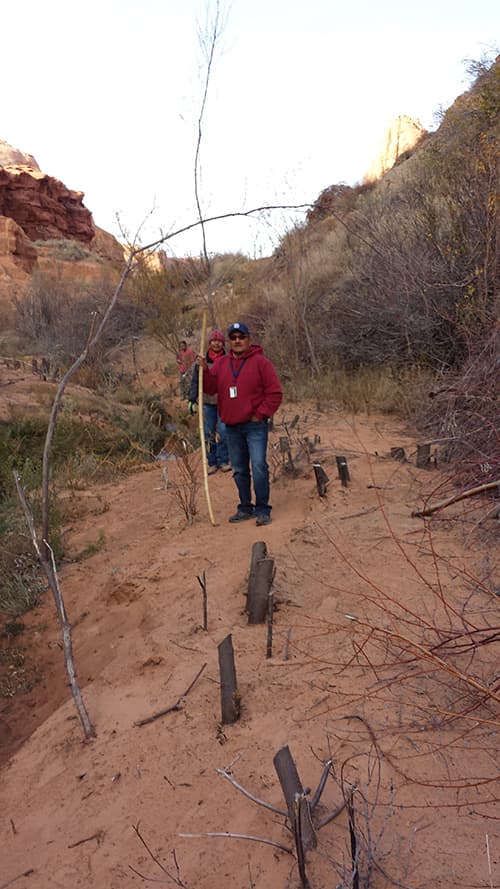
[2,0,498,257]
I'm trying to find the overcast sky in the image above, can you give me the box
[2,0,498,257]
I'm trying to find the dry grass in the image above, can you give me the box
[285,365,435,417]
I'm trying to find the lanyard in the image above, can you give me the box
[230,357,248,382]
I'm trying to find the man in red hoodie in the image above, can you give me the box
[201,322,282,525]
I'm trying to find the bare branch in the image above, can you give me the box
[13,472,95,739]
[178,832,293,854]
[131,823,189,887]
[215,768,287,817]
[135,664,207,727]
[412,478,500,517]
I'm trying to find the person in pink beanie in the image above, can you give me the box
[188,329,231,474]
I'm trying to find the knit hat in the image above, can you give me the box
[208,329,225,342]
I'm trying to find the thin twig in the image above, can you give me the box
[310,760,333,811]
[340,506,379,520]
[178,832,293,854]
[0,872,35,889]
[135,664,207,727]
[131,823,188,887]
[344,614,500,704]
[315,799,348,829]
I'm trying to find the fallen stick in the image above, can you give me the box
[134,663,207,727]
[412,479,500,517]
[68,830,103,849]
[340,506,379,520]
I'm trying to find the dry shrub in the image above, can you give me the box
[14,272,147,386]
[284,365,435,416]
[417,328,499,487]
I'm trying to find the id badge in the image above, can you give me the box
[229,386,237,398]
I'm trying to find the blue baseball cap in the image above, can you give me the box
[228,322,250,337]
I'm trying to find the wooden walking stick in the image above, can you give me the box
[198,311,216,526]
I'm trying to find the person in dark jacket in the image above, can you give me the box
[200,321,282,525]
[188,329,231,474]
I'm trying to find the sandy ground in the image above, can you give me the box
[1,390,499,889]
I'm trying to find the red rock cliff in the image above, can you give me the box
[0,166,94,242]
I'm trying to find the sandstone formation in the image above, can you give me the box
[91,225,126,265]
[364,115,427,183]
[0,139,126,321]
[0,216,37,274]
[0,139,39,170]
[0,166,94,243]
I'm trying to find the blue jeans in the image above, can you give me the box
[203,403,229,467]
[224,420,270,516]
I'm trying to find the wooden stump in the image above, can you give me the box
[273,746,317,852]
[416,443,431,469]
[218,634,239,724]
[336,455,350,486]
[390,447,406,462]
[313,462,329,497]
[247,541,267,612]
[248,558,274,624]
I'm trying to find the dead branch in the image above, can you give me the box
[41,253,137,546]
[196,572,208,631]
[315,799,348,829]
[134,663,207,727]
[215,768,287,817]
[68,830,104,849]
[412,478,500,517]
[178,832,293,854]
[45,541,96,738]
[344,614,500,705]
[340,506,379,520]
[310,759,333,810]
[14,473,95,739]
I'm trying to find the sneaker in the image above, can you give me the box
[207,465,218,475]
[228,511,254,523]
[255,514,272,526]
[219,463,232,472]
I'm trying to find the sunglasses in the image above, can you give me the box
[229,333,249,341]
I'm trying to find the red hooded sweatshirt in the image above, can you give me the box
[203,344,282,425]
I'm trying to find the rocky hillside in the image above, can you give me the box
[0,139,125,318]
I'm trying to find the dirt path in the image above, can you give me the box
[1,405,498,889]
